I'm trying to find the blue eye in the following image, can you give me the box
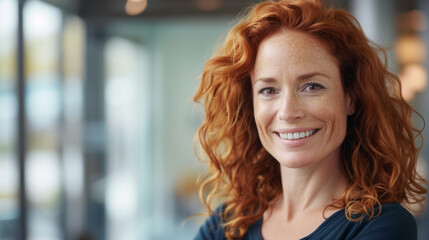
[259,87,278,96]
[303,82,324,92]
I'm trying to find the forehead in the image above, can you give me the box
[252,30,339,76]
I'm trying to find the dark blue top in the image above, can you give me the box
[194,202,417,240]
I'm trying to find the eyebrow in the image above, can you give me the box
[253,77,277,84]
[254,71,331,83]
[297,71,331,81]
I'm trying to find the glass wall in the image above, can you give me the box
[104,37,147,240]
[23,1,86,239]
[24,1,63,239]
[62,15,86,240]
[0,0,19,238]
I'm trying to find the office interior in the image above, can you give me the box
[0,0,428,239]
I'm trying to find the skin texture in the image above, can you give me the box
[250,30,354,239]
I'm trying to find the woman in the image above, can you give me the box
[193,0,427,239]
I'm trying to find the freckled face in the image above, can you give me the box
[250,30,353,169]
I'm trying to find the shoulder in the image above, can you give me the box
[305,203,417,240]
[354,202,417,240]
[194,205,227,240]
[194,204,263,240]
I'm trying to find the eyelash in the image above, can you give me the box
[258,87,278,96]
[257,82,324,96]
[302,82,324,92]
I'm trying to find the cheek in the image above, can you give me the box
[253,97,261,122]
[253,100,274,136]
[253,102,264,130]
[310,94,348,127]
[322,96,349,134]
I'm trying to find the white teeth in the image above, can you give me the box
[279,130,316,140]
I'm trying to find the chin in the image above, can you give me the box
[274,154,315,169]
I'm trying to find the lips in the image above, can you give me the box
[276,129,319,140]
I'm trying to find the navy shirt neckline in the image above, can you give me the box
[194,202,417,240]
[250,208,345,240]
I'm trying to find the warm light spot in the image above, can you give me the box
[195,0,222,11]
[125,0,147,16]
[399,64,428,101]
[395,35,426,65]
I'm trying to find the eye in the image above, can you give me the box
[302,82,324,92]
[258,87,278,96]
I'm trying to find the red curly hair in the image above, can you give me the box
[193,0,427,239]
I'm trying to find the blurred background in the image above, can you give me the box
[0,0,428,239]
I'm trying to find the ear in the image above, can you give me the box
[345,91,356,115]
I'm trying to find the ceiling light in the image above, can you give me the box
[195,0,222,11]
[125,0,147,16]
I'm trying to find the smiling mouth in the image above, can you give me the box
[276,129,319,140]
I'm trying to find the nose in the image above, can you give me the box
[277,92,305,121]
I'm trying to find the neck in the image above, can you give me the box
[276,156,346,220]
